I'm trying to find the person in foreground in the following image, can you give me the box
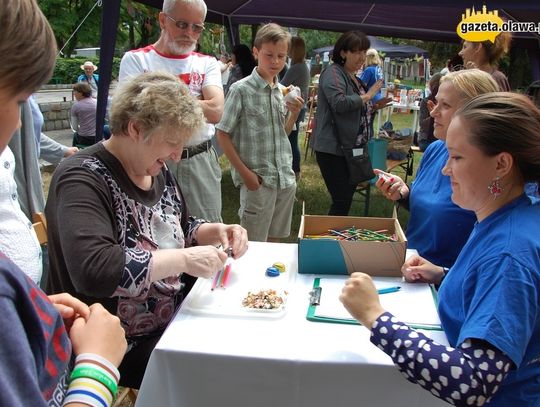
[46,71,248,388]
[0,1,127,406]
[341,92,540,406]
[375,69,498,268]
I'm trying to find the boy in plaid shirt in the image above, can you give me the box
[217,23,304,241]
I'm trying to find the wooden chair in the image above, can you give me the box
[303,85,318,160]
[32,212,48,245]
[113,387,138,407]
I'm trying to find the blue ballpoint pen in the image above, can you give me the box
[377,286,401,294]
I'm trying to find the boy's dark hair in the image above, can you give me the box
[232,44,256,78]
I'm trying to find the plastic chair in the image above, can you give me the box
[354,138,388,216]
[303,85,318,160]
[368,138,388,184]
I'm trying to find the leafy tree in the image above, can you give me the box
[39,0,103,57]
[38,1,532,89]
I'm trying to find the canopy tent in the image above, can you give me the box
[313,36,429,59]
[96,0,540,139]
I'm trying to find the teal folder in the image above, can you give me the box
[307,277,443,331]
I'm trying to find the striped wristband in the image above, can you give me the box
[75,353,120,384]
[64,377,113,407]
[65,353,120,407]
[70,367,118,398]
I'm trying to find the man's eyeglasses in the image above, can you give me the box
[165,14,205,33]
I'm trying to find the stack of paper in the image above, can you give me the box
[310,277,441,330]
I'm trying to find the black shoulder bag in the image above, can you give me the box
[340,78,375,185]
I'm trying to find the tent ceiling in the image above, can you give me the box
[94,0,540,141]
[136,0,540,48]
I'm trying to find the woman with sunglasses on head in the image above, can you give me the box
[311,30,383,216]
[458,32,512,92]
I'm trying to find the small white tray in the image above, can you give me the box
[181,242,296,319]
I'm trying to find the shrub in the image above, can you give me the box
[49,57,122,84]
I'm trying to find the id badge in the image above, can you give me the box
[352,148,364,157]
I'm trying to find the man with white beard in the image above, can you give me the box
[119,0,224,222]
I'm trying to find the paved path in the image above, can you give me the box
[35,81,117,104]
[35,88,75,104]
[43,128,73,148]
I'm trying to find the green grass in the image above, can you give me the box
[219,110,421,242]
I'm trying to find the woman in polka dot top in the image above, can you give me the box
[341,92,540,406]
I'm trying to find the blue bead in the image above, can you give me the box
[265,266,280,277]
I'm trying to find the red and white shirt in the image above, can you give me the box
[119,45,222,145]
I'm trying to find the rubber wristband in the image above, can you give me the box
[76,353,120,383]
[67,377,113,406]
[71,366,118,398]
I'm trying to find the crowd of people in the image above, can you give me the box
[1,0,539,405]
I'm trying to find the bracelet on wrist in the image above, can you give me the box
[76,353,120,383]
[70,366,118,398]
[65,377,113,407]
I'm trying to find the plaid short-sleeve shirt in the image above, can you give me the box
[216,68,295,189]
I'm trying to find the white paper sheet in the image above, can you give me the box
[315,277,441,328]
[181,243,296,319]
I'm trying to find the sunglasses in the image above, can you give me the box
[165,14,205,34]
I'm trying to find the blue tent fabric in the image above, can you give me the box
[96,0,121,141]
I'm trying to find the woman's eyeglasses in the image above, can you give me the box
[165,14,205,33]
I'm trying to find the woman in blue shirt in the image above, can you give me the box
[341,92,540,406]
[374,69,499,268]
[359,48,390,139]
[359,48,384,104]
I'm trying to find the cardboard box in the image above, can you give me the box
[298,215,407,276]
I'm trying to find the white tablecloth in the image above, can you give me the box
[135,242,448,407]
